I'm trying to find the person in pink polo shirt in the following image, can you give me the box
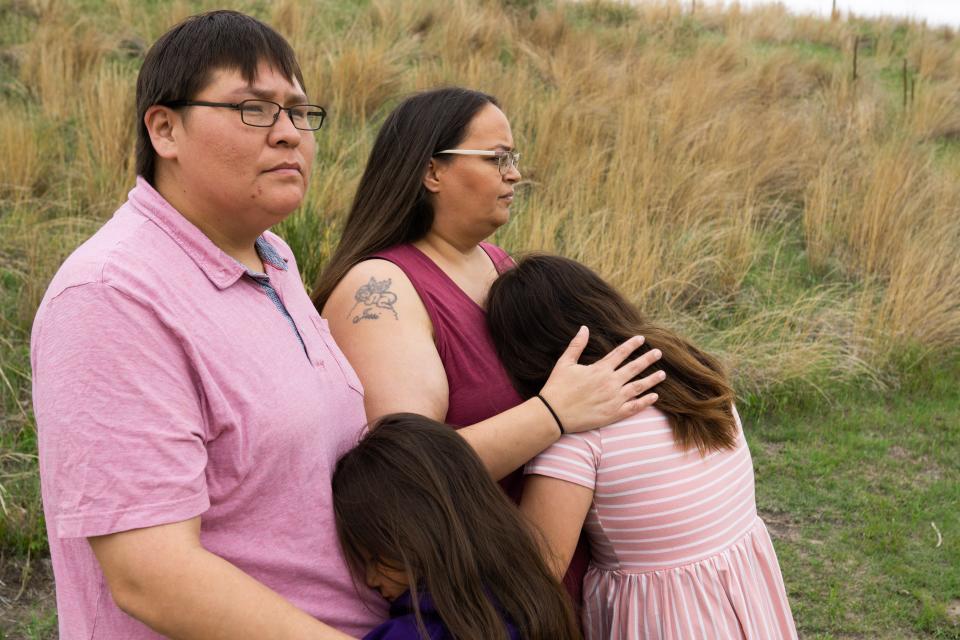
[30,10,380,639]
[32,10,665,640]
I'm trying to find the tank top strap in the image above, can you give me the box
[368,243,513,321]
[478,241,515,274]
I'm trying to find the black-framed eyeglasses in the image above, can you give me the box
[434,149,521,176]
[162,99,326,131]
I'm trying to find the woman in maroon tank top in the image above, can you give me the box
[313,88,664,609]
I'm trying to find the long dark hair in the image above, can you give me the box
[312,87,497,310]
[332,414,581,640]
[486,254,737,454]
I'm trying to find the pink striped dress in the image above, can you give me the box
[525,405,797,640]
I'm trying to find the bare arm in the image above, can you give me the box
[520,476,594,579]
[89,518,356,640]
[324,261,664,479]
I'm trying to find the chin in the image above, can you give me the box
[263,191,307,218]
[264,207,301,224]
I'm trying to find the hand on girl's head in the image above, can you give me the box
[484,254,672,434]
[618,346,666,396]
[538,333,665,434]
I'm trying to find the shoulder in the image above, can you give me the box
[42,212,131,294]
[609,405,672,428]
[322,256,447,420]
[38,209,172,321]
[599,406,674,442]
[30,278,190,403]
[526,431,601,485]
[342,257,412,290]
[525,432,599,491]
[539,431,602,463]
[322,258,422,323]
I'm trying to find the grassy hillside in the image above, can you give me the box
[1,0,958,637]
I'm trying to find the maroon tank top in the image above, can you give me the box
[368,242,589,606]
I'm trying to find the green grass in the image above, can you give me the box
[568,1,639,28]
[747,358,960,638]
[0,254,45,559]
[753,39,844,64]
[0,610,57,640]
[933,137,960,168]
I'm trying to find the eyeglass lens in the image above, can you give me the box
[239,100,325,130]
[498,152,520,175]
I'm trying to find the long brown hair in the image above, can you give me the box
[486,254,737,454]
[312,87,497,311]
[332,414,581,640]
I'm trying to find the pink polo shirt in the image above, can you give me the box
[31,178,386,638]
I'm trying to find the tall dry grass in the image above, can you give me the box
[75,62,137,210]
[0,106,52,205]
[0,0,960,424]
[18,11,106,119]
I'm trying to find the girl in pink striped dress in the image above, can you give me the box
[486,254,798,640]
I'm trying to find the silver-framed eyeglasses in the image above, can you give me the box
[435,149,521,176]
[162,99,326,131]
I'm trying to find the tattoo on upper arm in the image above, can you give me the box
[348,277,399,323]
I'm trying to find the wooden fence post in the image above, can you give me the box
[902,58,908,108]
[852,35,859,81]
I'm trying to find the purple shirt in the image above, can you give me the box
[363,591,521,640]
[31,177,386,638]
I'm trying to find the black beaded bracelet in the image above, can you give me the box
[536,394,566,435]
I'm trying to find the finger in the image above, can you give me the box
[598,335,645,369]
[615,393,659,421]
[556,325,589,366]
[626,371,666,398]
[616,348,662,383]
[631,392,659,412]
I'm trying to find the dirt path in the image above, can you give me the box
[0,554,56,639]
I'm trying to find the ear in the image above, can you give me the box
[143,105,180,161]
[422,157,444,194]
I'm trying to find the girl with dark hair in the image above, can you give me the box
[314,87,665,604]
[332,413,582,640]
[486,254,798,640]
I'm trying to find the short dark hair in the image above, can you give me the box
[135,10,306,184]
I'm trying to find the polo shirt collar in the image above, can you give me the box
[254,236,288,272]
[127,176,287,290]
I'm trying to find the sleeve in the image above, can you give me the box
[523,432,600,491]
[32,283,210,539]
